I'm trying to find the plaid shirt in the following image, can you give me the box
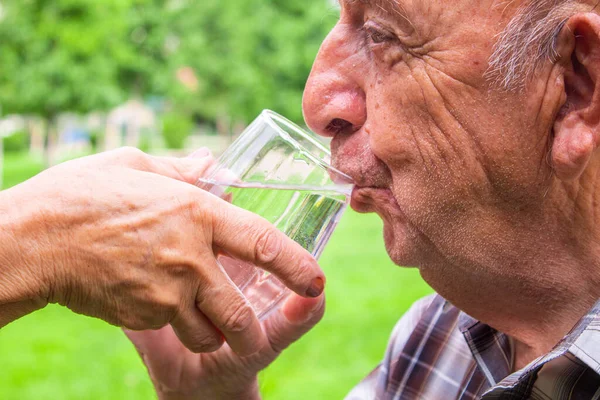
[346,294,600,399]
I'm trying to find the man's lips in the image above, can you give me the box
[350,186,396,213]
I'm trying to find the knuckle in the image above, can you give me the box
[121,315,149,331]
[281,255,316,288]
[125,311,168,331]
[254,227,283,265]
[148,283,181,313]
[117,146,144,158]
[188,196,212,226]
[159,296,181,319]
[165,260,198,278]
[116,146,149,166]
[221,300,255,333]
[120,294,176,331]
[299,255,319,280]
[187,332,223,353]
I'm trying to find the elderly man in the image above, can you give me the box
[121,0,600,399]
[2,0,600,398]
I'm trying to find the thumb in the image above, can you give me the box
[119,147,215,185]
[148,148,216,185]
[263,293,325,354]
[100,147,216,185]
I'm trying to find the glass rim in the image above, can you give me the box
[260,109,354,185]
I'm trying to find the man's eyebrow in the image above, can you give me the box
[341,0,414,27]
[341,0,400,12]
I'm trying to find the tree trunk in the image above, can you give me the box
[216,114,231,138]
[43,116,58,168]
[28,118,45,158]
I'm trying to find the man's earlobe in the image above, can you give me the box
[551,13,600,181]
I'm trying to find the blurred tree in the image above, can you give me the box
[161,112,193,149]
[0,0,181,163]
[115,0,181,99]
[0,0,130,164]
[0,0,337,160]
[171,0,337,126]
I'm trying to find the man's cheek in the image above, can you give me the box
[367,112,422,169]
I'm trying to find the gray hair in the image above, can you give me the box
[486,0,591,90]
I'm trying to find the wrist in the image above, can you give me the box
[0,187,50,325]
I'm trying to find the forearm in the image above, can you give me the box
[0,187,49,327]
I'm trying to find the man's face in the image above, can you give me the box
[303,0,558,273]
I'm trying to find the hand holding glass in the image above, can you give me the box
[197,110,353,320]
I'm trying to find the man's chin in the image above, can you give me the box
[382,221,420,268]
[350,187,423,267]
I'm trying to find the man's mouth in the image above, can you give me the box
[350,186,396,213]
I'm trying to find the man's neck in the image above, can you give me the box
[420,217,600,370]
[417,167,600,370]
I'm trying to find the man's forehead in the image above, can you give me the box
[338,0,520,32]
[339,0,404,14]
[339,0,519,17]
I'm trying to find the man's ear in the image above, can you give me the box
[552,13,600,181]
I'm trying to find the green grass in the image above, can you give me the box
[2,152,45,189]
[0,152,433,399]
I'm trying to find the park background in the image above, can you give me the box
[0,0,433,398]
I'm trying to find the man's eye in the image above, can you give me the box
[364,25,395,45]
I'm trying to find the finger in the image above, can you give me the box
[106,147,217,185]
[196,166,238,201]
[209,201,326,299]
[262,293,325,354]
[150,151,216,185]
[188,148,212,159]
[170,304,225,353]
[195,256,265,356]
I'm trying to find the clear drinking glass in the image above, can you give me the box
[197,110,354,320]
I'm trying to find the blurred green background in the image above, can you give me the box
[0,0,433,398]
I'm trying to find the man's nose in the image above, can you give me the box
[302,27,367,138]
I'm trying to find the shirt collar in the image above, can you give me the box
[456,298,600,393]
[458,310,513,386]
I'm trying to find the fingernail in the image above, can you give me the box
[189,147,211,158]
[306,277,325,298]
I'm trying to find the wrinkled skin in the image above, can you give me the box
[305,0,552,276]
[304,0,600,369]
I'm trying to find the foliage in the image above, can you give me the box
[0,0,338,128]
[137,130,152,153]
[1,152,45,189]
[173,0,338,124]
[2,131,30,153]
[161,112,193,149]
[0,0,129,119]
